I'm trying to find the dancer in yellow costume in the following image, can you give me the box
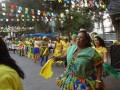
[24,38,30,56]
[53,36,63,64]
[62,37,70,67]
[54,36,63,54]
[27,38,33,59]
[18,39,25,56]
[40,36,49,66]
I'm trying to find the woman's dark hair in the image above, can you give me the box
[0,38,25,79]
[78,30,92,47]
[93,36,106,47]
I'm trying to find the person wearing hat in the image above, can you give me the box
[40,36,49,66]
[62,36,70,67]
[53,36,63,65]
[70,34,77,46]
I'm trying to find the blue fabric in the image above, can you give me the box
[25,46,29,51]
[33,47,40,54]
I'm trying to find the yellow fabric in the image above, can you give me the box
[18,42,25,49]
[53,53,63,64]
[25,40,30,45]
[62,41,70,52]
[54,42,62,54]
[43,48,48,56]
[40,58,54,79]
[93,46,107,57]
[0,64,23,90]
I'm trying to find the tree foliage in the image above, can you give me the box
[61,8,94,34]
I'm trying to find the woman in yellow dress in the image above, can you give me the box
[54,36,63,55]
[53,36,63,64]
[62,37,70,67]
[54,36,63,58]
[19,39,25,56]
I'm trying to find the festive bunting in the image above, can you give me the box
[31,9,34,15]
[16,14,19,18]
[37,16,39,18]
[32,16,35,18]
[27,15,30,18]
[25,8,28,11]
[66,0,70,4]
[32,19,34,21]
[9,13,14,17]
[89,0,94,7]
[1,3,6,11]
[25,11,28,14]
[18,6,22,11]
[47,12,51,16]
[6,19,9,22]
[27,19,30,21]
[95,1,99,8]
[18,6,22,13]
[37,19,40,21]
[37,10,41,15]
[11,5,15,9]
[22,19,25,21]
[42,11,46,16]
[17,19,20,21]
[84,0,88,7]
[21,15,25,18]
[10,9,14,13]
[2,13,6,16]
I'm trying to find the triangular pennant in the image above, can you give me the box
[37,10,41,15]
[1,3,6,11]
[11,5,15,9]
[27,15,30,18]
[25,8,28,11]
[16,14,19,18]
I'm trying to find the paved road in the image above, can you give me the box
[10,52,120,90]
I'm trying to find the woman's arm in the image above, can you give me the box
[103,52,108,63]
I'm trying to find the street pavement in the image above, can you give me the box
[10,52,120,90]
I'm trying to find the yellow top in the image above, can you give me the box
[0,64,23,90]
[25,40,30,46]
[62,41,70,52]
[54,42,62,54]
[93,46,107,57]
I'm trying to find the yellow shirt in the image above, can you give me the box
[93,46,107,58]
[0,64,23,90]
[25,41,30,46]
[62,41,70,52]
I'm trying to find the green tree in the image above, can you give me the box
[61,8,94,34]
